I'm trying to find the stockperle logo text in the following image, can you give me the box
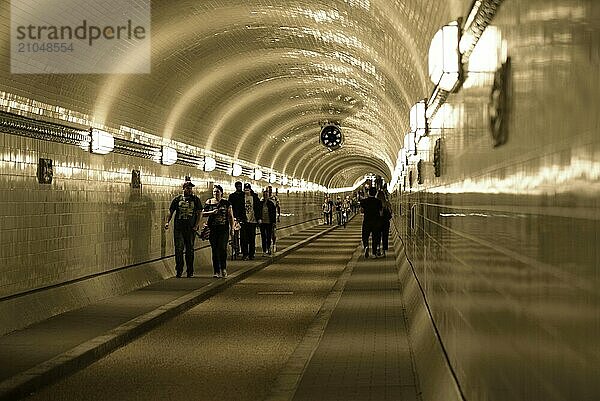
[16,20,146,46]
[11,0,151,74]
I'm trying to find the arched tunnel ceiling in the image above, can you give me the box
[0,0,465,188]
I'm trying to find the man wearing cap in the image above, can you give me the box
[240,183,262,260]
[164,181,202,277]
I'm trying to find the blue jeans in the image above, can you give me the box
[174,228,195,276]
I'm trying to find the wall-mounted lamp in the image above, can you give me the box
[203,156,216,172]
[90,128,114,155]
[404,132,416,157]
[410,100,428,142]
[161,146,177,165]
[231,163,243,177]
[429,21,461,92]
[254,168,263,181]
[269,173,277,183]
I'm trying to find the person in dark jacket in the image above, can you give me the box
[203,184,234,278]
[228,181,244,221]
[376,190,393,257]
[240,183,262,260]
[359,186,382,258]
[259,188,277,256]
[164,181,202,277]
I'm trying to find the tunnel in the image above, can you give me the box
[0,0,598,400]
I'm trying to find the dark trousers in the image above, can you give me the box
[209,225,229,274]
[174,228,195,275]
[379,219,390,251]
[260,223,273,253]
[324,211,332,225]
[362,222,381,252]
[240,222,257,258]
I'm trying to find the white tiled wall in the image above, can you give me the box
[0,132,321,299]
[393,1,599,400]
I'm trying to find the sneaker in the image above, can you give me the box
[382,250,386,257]
[249,255,255,260]
[175,272,182,278]
[364,247,369,258]
[221,269,228,278]
[186,273,194,278]
[376,250,382,257]
[213,273,220,278]
[242,255,249,261]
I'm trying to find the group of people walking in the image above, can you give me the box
[322,195,358,226]
[164,180,280,279]
[164,180,391,281]
[359,186,393,258]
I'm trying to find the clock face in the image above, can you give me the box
[320,125,342,149]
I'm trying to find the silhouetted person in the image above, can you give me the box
[376,190,393,257]
[359,186,382,258]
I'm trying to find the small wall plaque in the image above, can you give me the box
[131,170,141,188]
[489,57,512,147]
[417,160,424,184]
[37,158,53,184]
[433,139,442,177]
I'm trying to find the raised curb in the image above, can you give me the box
[0,224,339,401]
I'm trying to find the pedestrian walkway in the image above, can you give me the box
[267,227,419,401]
[0,223,337,401]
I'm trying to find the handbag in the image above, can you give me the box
[198,224,210,240]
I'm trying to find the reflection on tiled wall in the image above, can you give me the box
[392,1,599,400]
[0,132,321,299]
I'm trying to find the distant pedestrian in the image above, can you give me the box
[203,184,234,278]
[359,186,382,258]
[335,196,343,225]
[376,190,393,257]
[259,188,277,256]
[240,183,261,260]
[164,181,202,277]
[267,186,280,251]
[322,196,333,225]
[228,181,244,222]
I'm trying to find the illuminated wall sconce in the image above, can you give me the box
[410,100,428,141]
[429,21,461,92]
[282,176,289,186]
[254,168,263,181]
[269,173,277,183]
[231,163,243,177]
[203,156,216,172]
[90,128,114,154]
[404,132,416,156]
[161,146,177,165]
[37,158,53,184]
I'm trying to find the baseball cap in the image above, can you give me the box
[243,183,251,189]
[182,181,195,188]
